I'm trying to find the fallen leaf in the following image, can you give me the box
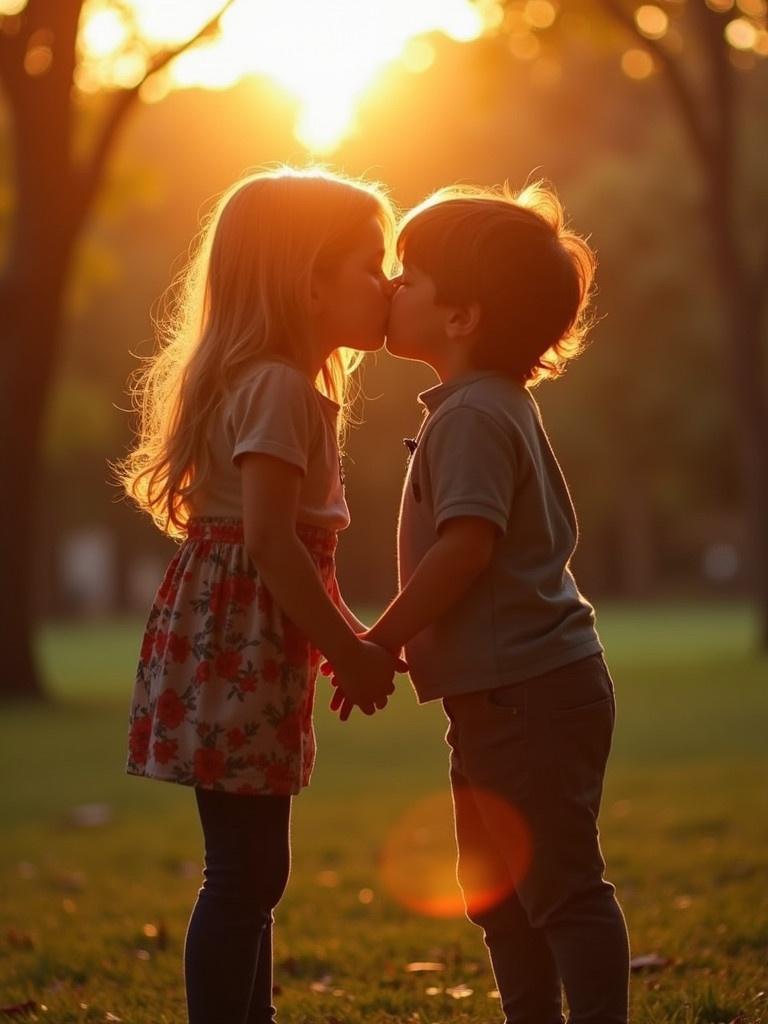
[630,953,672,972]
[67,803,112,828]
[6,929,34,950]
[406,962,444,973]
[446,984,473,999]
[0,1001,37,1018]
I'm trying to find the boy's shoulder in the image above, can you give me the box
[426,373,536,432]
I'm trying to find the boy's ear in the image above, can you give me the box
[445,301,481,340]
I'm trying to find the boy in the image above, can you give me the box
[335,183,629,1024]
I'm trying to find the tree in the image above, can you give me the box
[0,0,236,700]
[498,0,768,645]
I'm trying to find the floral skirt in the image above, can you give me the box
[126,517,338,796]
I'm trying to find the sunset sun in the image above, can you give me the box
[77,0,496,151]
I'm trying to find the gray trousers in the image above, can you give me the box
[443,653,630,1024]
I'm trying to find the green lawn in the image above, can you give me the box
[1,604,767,1023]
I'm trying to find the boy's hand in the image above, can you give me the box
[328,638,397,715]
[322,649,408,721]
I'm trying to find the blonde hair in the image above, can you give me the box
[116,166,395,538]
[397,181,596,386]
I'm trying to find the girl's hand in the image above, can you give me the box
[332,638,396,709]
[323,648,408,721]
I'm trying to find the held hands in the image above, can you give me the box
[322,633,407,721]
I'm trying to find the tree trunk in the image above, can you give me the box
[719,277,768,648]
[0,267,70,700]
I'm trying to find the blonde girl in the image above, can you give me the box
[117,167,399,1024]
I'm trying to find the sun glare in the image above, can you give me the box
[78,0,493,151]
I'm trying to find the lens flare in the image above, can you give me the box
[379,788,532,919]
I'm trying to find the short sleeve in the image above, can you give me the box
[424,405,515,532]
[228,364,314,473]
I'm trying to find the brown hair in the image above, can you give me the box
[397,182,596,386]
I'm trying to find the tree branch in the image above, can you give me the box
[597,0,714,172]
[76,0,238,217]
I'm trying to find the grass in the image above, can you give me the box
[1,603,767,1023]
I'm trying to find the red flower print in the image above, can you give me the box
[215,649,242,680]
[193,747,227,786]
[276,711,302,750]
[230,574,256,606]
[154,631,168,657]
[167,632,190,663]
[153,738,178,765]
[261,659,281,683]
[282,619,308,666]
[129,715,152,766]
[257,586,273,614]
[239,674,258,693]
[156,688,186,730]
[140,629,156,663]
[208,581,228,617]
[157,571,177,603]
[195,660,212,685]
[227,727,247,750]
[265,759,295,792]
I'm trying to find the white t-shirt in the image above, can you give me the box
[189,360,350,532]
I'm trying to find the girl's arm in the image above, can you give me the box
[239,452,394,707]
[334,583,369,635]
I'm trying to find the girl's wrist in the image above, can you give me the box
[324,628,362,669]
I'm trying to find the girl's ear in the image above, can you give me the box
[445,301,481,339]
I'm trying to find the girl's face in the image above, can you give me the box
[312,217,392,355]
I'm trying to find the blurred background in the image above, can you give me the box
[1,0,767,680]
[2,5,768,1020]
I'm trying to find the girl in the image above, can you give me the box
[117,167,400,1024]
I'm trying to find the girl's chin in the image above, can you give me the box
[352,336,386,353]
[384,335,416,357]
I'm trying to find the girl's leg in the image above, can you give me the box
[184,788,291,1024]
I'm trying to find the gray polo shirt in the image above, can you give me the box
[398,370,602,703]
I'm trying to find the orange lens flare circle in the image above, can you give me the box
[378,788,532,919]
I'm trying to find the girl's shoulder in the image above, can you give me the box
[228,359,322,414]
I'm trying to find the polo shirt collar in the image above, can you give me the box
[418,370,505,412]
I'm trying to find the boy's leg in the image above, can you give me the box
[446,707,564,1024]
[447,655,629,1024]
[184,788,291,1024]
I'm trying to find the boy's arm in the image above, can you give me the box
[365,516,498,654]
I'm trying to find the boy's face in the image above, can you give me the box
[385,258,450,363]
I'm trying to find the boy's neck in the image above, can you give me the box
[430,346,478,385]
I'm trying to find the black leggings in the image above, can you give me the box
[184,788,292,1024]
